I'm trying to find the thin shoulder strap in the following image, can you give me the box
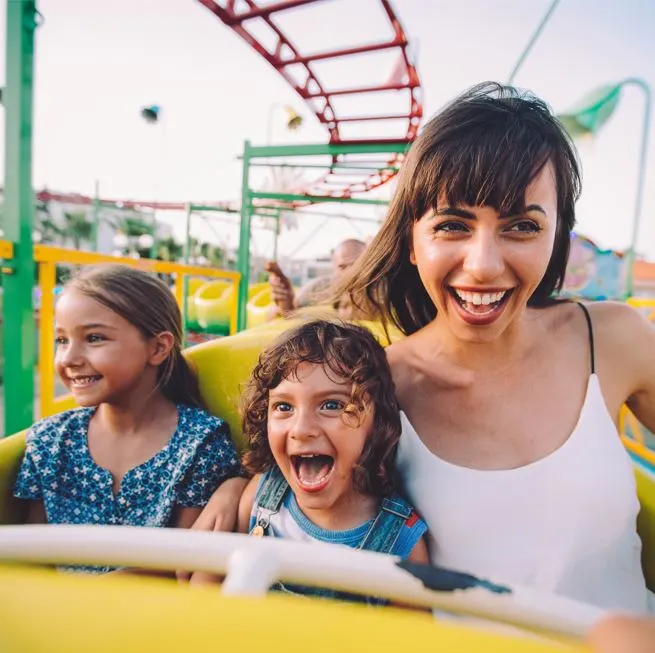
[577,302,595,374]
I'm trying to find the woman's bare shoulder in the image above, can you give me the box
[386,334,423,390]
[585,300,655,366]
[582,300,653,348]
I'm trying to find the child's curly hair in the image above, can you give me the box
[242,320,401,497]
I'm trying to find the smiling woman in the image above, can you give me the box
[338,82,655,614]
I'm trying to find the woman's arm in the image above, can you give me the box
[623,313,655,433]
[236,475,260,534]
[587,615,655,653]
[406,536,430,564]
[596,302,655,432]
[172,506,203,529]
[188,476,249,533]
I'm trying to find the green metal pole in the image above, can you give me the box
[92,179,100,251]
[246,142,408,158]
[150,209,157,259]
[237,141,252,331]
[2,0,37,435]
[3,1,37,434]
[250,191,389,206]
[507,0,561,84]
[182,203,192,337]
[622,78,652,298]
[273,210,281,261]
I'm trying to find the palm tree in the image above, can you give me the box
[63,211,93,250]
[156,235,184,262]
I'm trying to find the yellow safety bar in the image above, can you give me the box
[0,243,240,419]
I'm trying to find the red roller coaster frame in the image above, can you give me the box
[197,0,423,197]
[25,0,422,209]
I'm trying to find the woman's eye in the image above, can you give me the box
[322,400,344,411]
[87,334,105,343]
[506,220,541,234]
[434,221,469,234]
[273,402,292,413]
[54,336,67,346]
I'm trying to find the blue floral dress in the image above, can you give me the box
[14,405,244,571]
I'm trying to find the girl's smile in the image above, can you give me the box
[54,290,163,407]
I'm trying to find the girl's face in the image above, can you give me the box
[54,289,169,407]
[267,362,374,518]
[410,163,558,343]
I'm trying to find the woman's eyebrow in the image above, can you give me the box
[434,204,547,219]
[525,203,547,215]
[435,207,476,219]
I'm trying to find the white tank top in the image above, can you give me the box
[397,338,653,613]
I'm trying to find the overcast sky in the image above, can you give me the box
[1,0,654,261]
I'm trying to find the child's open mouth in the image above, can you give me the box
[290,453,335,493]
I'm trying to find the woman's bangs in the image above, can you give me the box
[414,122,555,218]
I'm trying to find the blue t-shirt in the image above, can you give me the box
[14,405,243,529]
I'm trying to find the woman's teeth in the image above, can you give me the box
[454,289,507,306]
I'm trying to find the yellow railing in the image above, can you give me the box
[0,243,240,419]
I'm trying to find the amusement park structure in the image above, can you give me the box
[1,0,423,433]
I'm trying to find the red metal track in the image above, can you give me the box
[25,2,421,211]
[197,0,422,198]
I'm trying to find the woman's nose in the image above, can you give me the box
[463,232,505,281]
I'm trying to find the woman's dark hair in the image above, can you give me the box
[337,82,581,335]
[65,264,205,409]
[242,320,401,497]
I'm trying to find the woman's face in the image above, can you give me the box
[410,162,558,343]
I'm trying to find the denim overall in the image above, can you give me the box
[250,468,418,605]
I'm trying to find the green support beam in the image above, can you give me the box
[246,141,409,158]
[251,191,389,206]
[248,162,400,173]
[2,0,38,435]
[92,179,100,251]
[237,141,253,331]
[182,203,192,336]
[232,139,406,333]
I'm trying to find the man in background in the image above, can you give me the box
[265,238,366,320]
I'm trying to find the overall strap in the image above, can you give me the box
[577,303,595,374]
[357,495,413,554]
[251,468,289,536]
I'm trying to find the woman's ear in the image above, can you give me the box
[150,332,175,366]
